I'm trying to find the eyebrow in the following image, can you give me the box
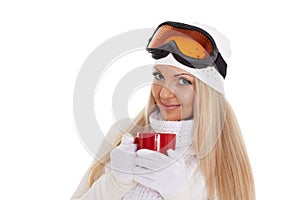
[153,66,161,72]
[173,73,193,77]
[154,67,193,77]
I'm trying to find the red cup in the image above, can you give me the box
[134,132,176,155]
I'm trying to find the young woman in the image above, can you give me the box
[72,21,255,200]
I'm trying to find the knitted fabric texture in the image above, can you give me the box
[122,111,198,200]
[149,111,195,154]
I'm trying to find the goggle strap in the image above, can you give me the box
[149,49,227,79]
[214,53,227,79]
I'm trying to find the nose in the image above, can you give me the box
[159,85,176,99]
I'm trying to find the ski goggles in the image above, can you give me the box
[146,21,227,78]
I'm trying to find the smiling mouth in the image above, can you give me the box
[160,102,181,110]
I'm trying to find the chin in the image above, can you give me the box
[160,111,193,121]
[160,112,182,121]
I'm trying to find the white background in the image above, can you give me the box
[1,0,300,199]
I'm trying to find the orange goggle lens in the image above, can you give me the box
[147,25,214,60]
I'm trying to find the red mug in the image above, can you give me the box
[134,132,176,155]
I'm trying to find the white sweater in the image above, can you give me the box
[71,111,208,200]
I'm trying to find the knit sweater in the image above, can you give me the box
[71,111,208,200]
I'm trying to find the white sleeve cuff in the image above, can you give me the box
[99,172,137,200]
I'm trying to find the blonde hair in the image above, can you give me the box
[88,79,255,199]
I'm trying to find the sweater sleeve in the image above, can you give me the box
[71,119,134,200]
[70,163,91,199]
[71,167,136,200]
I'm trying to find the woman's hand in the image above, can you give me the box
[133,149,189,199]
[110,133,137,185]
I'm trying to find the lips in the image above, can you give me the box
[160,102,181,110]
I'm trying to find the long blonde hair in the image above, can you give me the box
[88,79,255,199]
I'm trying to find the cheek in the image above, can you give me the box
[175,87,194,105]
[151,84,160,101]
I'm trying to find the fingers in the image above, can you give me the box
[133,172,154,187]
[133,166,153,175]
[135,156,163,170]
[167,149,180,158]
[136,149,170,161]
[121,133,134,145]
[133,166,161,181]
[119,133,137,152]
[120,143,137,152]
[167,149,185,165]
[111,146,136,160]
[135,149,177,171]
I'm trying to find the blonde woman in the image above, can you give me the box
[72,21,255,200]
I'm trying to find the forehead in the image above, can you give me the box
[154,64,192,75]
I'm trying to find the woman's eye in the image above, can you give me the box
[152,72,164,80]
[178,77,192,85]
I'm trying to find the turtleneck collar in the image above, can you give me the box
[149,110,195,154]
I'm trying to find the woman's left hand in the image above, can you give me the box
[133,149,189,199]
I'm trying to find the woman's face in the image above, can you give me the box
[151,65,195,121]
